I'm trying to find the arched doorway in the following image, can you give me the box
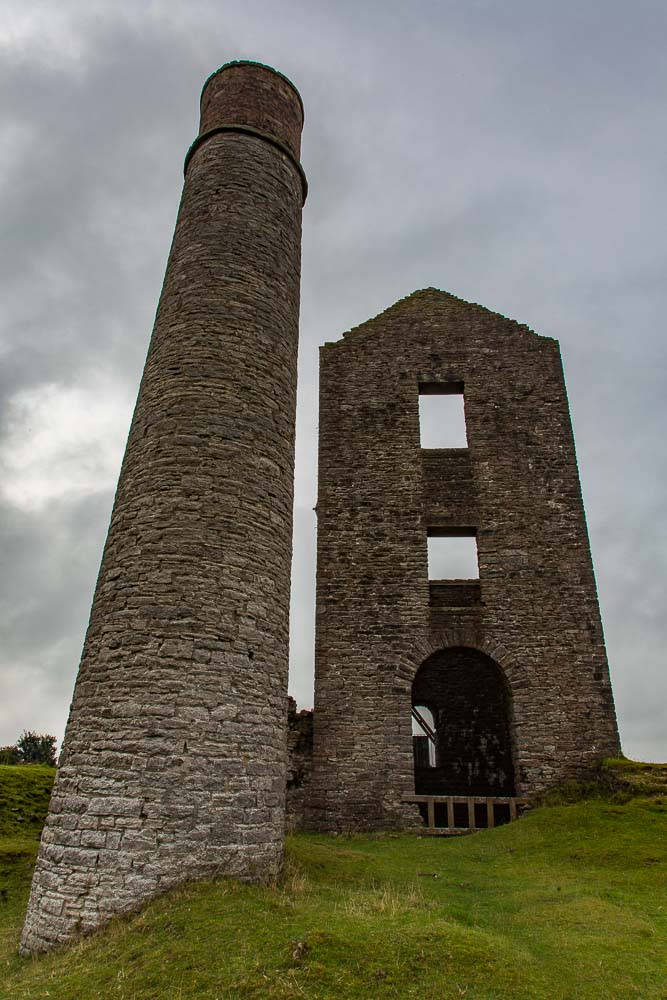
[412,646,515,796]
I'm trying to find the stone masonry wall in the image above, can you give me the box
[309,288,620,832]
[286,698,313,831]
[21,62,306,954]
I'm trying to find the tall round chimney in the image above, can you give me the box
[21,61,306,954]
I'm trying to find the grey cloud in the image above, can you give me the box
[1,0,665,760]
[0,492,113,742]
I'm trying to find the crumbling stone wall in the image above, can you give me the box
[286,698,313,831]
[21,61,306,954]
[309,289,620,832]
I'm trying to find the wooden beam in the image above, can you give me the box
[411,707,437,744]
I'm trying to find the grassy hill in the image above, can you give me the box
[1,761,665,999]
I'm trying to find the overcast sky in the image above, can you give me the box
[1,0,665,762]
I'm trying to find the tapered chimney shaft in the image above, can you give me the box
[21,61,305,954]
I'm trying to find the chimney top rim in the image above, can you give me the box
[200,61,304,122]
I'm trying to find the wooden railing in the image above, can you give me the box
[402,794,529,835]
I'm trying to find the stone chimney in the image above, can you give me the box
[21,61,306,954]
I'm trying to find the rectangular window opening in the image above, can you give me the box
[418,381,467,449]
[427,530,479,580]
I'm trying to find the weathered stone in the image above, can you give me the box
[285,697,313,831]
[307,289,620,832]
[20,60,305,954]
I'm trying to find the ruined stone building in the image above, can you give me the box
[22,62,619,953]
[306,290,620,832]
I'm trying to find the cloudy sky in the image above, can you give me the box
[1,0,665,762]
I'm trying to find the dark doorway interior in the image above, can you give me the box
[412,646,515,796]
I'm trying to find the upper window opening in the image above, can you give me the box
[418,382,467,449]
[427,530,479,579]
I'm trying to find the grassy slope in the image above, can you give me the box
[1,762,665,999]
[0,764,56,839]
[0,765,56,962]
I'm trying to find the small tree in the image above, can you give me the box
[15,731,57,767]
[0,745,20,765]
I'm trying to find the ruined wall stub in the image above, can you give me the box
[21,61,306,954]
[309,288,620,832]
[286,698,314,831]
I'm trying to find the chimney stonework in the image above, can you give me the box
[20,62,305,954]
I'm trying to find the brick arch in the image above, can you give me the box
[396,629,531,696]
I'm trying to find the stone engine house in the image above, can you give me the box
[21,61,620,953]
[307,290,620,832]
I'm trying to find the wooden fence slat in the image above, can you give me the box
[402,794,528,806]
[401,794,527,835]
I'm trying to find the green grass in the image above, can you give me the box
[0,764,55,838]
[535,757,667,806]
[1,762,666,998]
[0,764,56,962]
